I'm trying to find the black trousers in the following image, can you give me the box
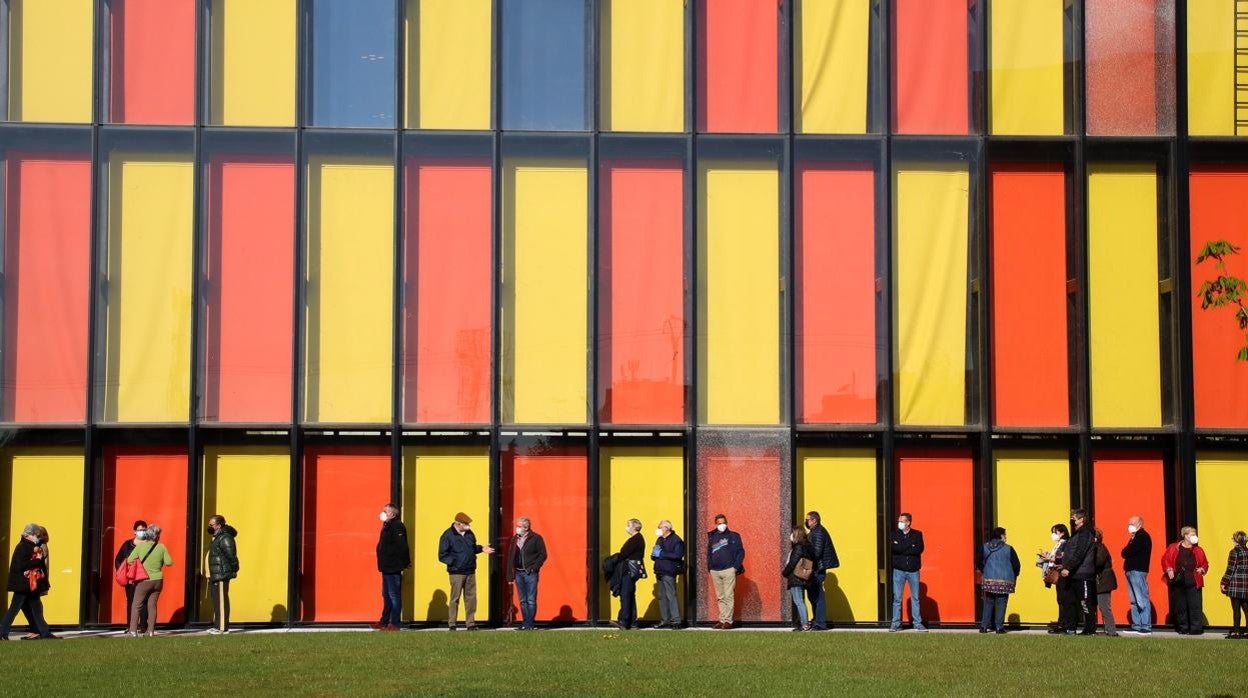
[1169,584,1203,634]
[1075,578,1097,633]
[1232,597,1247,631]
[210,580,231,631]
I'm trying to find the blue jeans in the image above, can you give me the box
[808,570,827,629]
[1125,570,1152,631]
[515,570,539,628]
[379,573,402,627]
[790,587,809,626]
[891,569,922,627]
[618,573,637,628]
[981,592,1008,631]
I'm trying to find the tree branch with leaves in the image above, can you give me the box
[1195,240,1248,362]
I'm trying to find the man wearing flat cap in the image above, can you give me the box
[438,512,494,630]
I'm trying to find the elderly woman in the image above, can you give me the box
[126,523,174,637]
[1161,526,1210,635]
[0,523,52,640]
[611,518,645,630]
[1038,523,1074,634]
[1220,531,1248,639]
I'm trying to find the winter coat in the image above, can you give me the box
[807,523,840,571]
[376,518,412,574]
[438,526,485,575]
[1221,545,1248,599]
[207,525,240,582]
[1094,542,1118,593]
[1161,542,1210,590]
[781,542,815,589]
[5,538,46,594]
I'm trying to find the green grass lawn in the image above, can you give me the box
[0,630,1244,696]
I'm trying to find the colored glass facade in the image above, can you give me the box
[0,0,1245,630]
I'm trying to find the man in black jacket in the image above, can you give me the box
[1121,514,1153,634]
[651,520,685,629]
[804,511,840,631]
[507,517,547,630]
[375,503,410,631]
[1060,508,1098,635]
[438,512,494,631]
[205,514,239,635]
[889,513,926,632]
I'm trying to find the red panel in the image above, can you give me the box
[1085,0,1161,135]
[3,153,90,422]
[109,0,196,124]
[895,449,975,623]
[203,155,295,422]
[1190,168,1248,428]
[99,448,188,624]
[893,0,968,134]
[599,161,685,424]
[697,0,777,133]
[500,446,588,621]
[991,163,1069,426]
[796,163,876,424]
[1092,452,1169,626]
[300,447,391,621]
[697,448,782,622]
[403,157,492,424]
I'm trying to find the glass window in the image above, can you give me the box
[1093,452,1169,620]
[601,0,685,132]
[500,0,591,131]
[895,449,975,622]
[0,127,92,423]
[697,0,780,133]
[892,0,979,134]
[1196,452,1248,627]
[7,0,94,122]
[209,0,298,127]
[1085,0,1176,135]
[1187,0,1236,135]
[106,0,196,124]
[795,0,882,134]
[406,0,493,130]
[795,447,877,622]
[988,0,1073,135]
[992,450,1071,622]
[309,0,397,128]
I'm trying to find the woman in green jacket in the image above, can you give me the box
[126,523,173,637]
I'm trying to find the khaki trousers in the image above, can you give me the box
[710,568,736,623]
[449,573,477,627]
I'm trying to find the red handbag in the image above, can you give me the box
[114,543,157,587]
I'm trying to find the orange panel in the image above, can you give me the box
[893,0,968,134]
[99,448,188,624]
[990,163,1069,426]
[403,157,492,424]
[696,0,777,132]
[109,0,196,123]
[300,447,391,621]
[796,162,876,423]
[500,445,588,621]
[1085,0,1166,134]
[599,160,685,424]
[1190,168,1248,428]
[895,449,975,622]
[1092,452,1169,626]
[3,152,91,422]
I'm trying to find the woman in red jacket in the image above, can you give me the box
[1161,526,1210,635]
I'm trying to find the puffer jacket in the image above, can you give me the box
[807,523,840,571]
[208,525,239,582]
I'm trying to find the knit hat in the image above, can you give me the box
[455,512,472,525]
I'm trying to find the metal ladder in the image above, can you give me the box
[1235,0,1248,134]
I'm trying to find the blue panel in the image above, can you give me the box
[310,0,396,128]
[501,0,588,130]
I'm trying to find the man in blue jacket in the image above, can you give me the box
[651,519,685,629]
[707,514,745,630]
[437,512,494,631]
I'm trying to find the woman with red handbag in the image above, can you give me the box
[0,523,52,640]
[125,523,173,637]
[114,520,149,631]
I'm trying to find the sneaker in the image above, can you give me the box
[913,625,928,633]
[889,625,901,632]
[711,622,725,630]
[801,624,812,632]
[791,626,804,632]
[447,626,457,632]
[609,621,625,631]
[465,625,479,632]
[979,628,989,634]
[653,622,669,630]
[995,629,1007,635]
[206,628,223,635]
[1137,628,1152,634]
[369,622,385,630]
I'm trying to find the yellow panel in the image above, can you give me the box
[1,449,85,625]
[598,447,684,621]
[1197,452,1248,627]
[1188,0,1235,136]
[199,447,291,622]
[8,0,94,122]
[402,447,491,622]
[103,155,193,422]
[304,157,394,423]
[211,0,298,126]
[410,0,492,130]
[796,449,878,622]
[601,0,684,132]
[989,0,1065,135]
[894,164,969,426]
[1088,164,1162,427]
[501,160,588,424]
[797,0,869,134]
[698,163,780,425]
[992,451,1070,624]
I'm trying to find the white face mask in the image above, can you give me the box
[516,527,525,536]
[716,523,727,533]
[462,524,470,531]
[655,528,664,538]
[897,522,908,531]
[790,534,797,543]
[1189,535,1199,545]
[624,526,634,536]
[379,512,388,522]
[1051,532,1062,542]
[1128,525,1139,534]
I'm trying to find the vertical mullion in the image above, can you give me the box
[880,0,895,626]
[489,0,503,627]
[1172,0,1197,528]
[586,0,600,627]
[1075,0,1094,522]
[390,0,404,521]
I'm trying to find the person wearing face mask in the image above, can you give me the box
[803,511,839,631]
[889,513,926,632]
[1092,528,1119,637]
[610,518,645,630]
[373,504,410,632]
[1058,509,1097,636]
[1120,515,1153,634]
[783,526,816,631]
[437,512,494,631]
[1219,531,1248,639]
[1161,526,1210,635]
[0,523,52,640]
[706,514,745,630]
[975,527,1021,634]
[205,514,239,635]
[114,520,149,633]
[126,523,173,637]
[1038,523,1075,634]
[506,517,547,630]
[651,520,684,629]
